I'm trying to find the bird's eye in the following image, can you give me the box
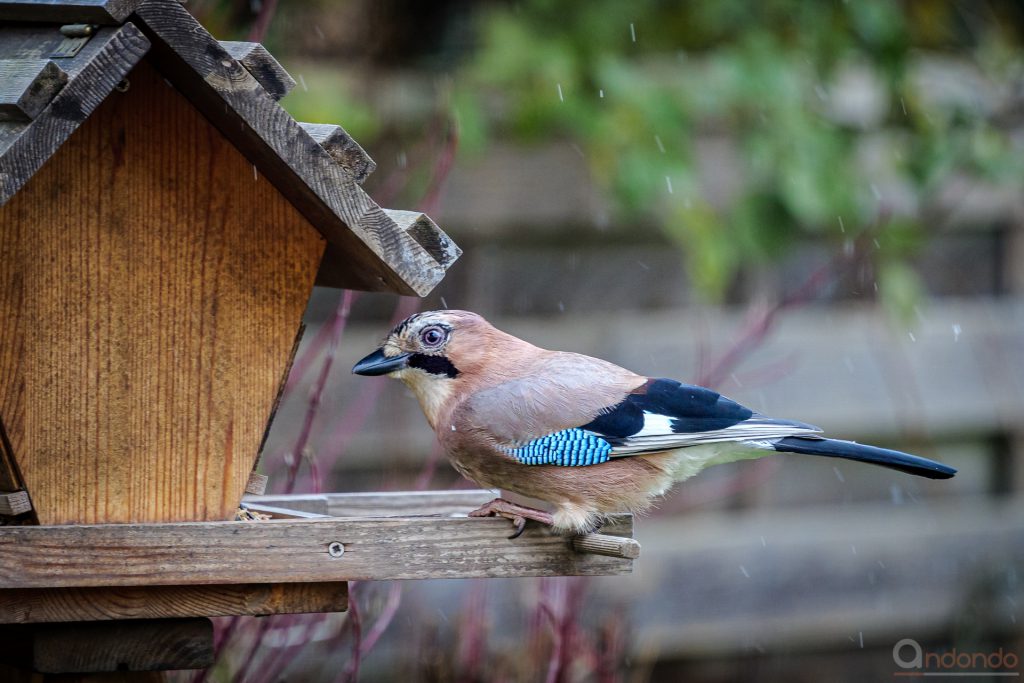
[420,326,446,347]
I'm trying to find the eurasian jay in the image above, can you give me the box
[353,310,956,537]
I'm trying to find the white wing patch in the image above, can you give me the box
[602,412,821,457]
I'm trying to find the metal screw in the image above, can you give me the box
[327,541,345,558]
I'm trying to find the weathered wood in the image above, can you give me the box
[0,414,24,494]
[0,59,325,524]
[132,1,454,295]
[0,0,143,24]
[0,24,150,202]
[384,209,462,268]
[0,582,348,624]
[572,533,641,559]
[0,490,30,516]
[219,41,295,100]
[0,59,67,121]
[247,489,499,517]
[0,515,634,586]
[24,618,213,673]
[299,122,376,184]
[244,472,268,496]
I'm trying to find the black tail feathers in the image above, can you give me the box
[772,436,956,480]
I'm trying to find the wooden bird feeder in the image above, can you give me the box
[0,0,637,677]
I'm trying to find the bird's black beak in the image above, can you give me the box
[352,348,411,376]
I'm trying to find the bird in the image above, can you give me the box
[352,310,956,538]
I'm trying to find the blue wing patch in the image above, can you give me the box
[503,428,613,466]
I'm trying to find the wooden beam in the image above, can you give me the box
[0,59,67,121]
[0,582,347,624]
[0,490,30,516]
[219,41,295,100]
[244,472,268,496]
[0,515,634,587]
[246,489,499,517]
[0,0,143,24]
[3,618,213,673]
[299,122,376,184]
[385,209,462,268]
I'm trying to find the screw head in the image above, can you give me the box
[327,541,345,558]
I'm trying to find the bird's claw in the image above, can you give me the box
[467,498,553,539]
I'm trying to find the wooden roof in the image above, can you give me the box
[0,0,460,296]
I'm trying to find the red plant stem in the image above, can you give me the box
[336,584,364,683]
[283,290,357,494]
[246,0,279,42]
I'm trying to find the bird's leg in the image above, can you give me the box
[467,498,554,539]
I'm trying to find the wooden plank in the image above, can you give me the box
[246,489,499,517]
[0,515,634,587]
[0,24,150,202]
[132,1,455,296]
[0,582,347,624]
[244,472,268,496]
[0,59,325,524]
[385,209,462,268]
[299,122,376,184]
[26,618,213,673]
[0,0,143,24]
[0,490,30,515]
[0,414,25,494]
[219,41,295,100]
[0,59,67,121]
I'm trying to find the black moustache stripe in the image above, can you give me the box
[408,353,459,378]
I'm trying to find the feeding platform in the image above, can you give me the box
[0,0,636,677]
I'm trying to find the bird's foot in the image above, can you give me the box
[467,498,554,539]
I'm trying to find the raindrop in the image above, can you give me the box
[252,164,258,181]
[952,323,962,342]
[397,151,408,168]
[739,565,750,578]
[870,183,882,200]
[556,83,564,102]
[440,296,449,308]
[654,135,666,154]
[636,260,651,271]
[297,73,308,92]
[730,373,742,387]
[838,216,845,233]
[665,176,674,194]
[450,424,456,431]
[890,485,904,505]
[814,84,828,101]
[760,536,767,547]
[900,97,907,115]
[630,23,636,42]
[859,632,864,649]
[599,89,604,98]
[851,544,858,555]
[908,332,916,342]
[557,301,565,312]
[833,466,845,483]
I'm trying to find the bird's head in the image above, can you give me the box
[352,310,521,427]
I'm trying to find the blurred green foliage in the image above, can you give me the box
[451,0,1024,303]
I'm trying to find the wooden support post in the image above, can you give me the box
[0,59,68,122]
[572,533,641,560]
[244,472,268,496]
[0,618,214,673]
[219,41,295,100]
[0,582,348,624]
[0,490,31,516]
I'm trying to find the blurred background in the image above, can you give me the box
[188,1,1024,681]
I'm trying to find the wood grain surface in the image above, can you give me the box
[0,59,325,524]
[0,59,67,121]
[299,122,376,184]
[219,41,295,101]
[0,582,348,623]
[133,0,453,295]
[0,515,634,586]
